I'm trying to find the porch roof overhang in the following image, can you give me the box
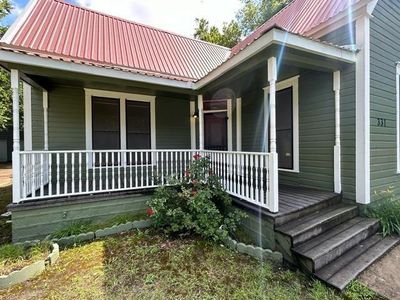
[194,28,357,90]
[0,28,356,92]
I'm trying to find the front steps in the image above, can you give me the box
[275,200,400,290]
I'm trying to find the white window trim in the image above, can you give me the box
[396,63,400,173]
[264,75,300,173]
[85,88,156,151]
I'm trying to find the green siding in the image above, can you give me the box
[370,0,400,200]
[48,86,85,150]
[40,84,192,150]
[320,25,356,201]
[31,86,44,150]
[279,71,335,191]
[10,193,150,242]
[156,97,191,149]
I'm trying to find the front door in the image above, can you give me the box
[204,112,228,150]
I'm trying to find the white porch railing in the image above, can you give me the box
[17,150,279,212]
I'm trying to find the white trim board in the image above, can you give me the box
[264,75,300,173]
[84,88,156,151]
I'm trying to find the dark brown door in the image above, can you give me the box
[204,112,227,151]
[126,100,151,150]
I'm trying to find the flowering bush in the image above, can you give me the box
[147,154,246,241]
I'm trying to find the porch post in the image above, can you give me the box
[333,71,342,194]
[23,82,32,151]
[11,69,21,203]
[43,90,49,150]
[190,101,196,149]
[198,94,204,150]
[236,97,242,151]
[268,57,279,213]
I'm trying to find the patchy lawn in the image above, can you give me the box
[0,230,378,300]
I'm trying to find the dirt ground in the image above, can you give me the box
[358,244,400,300]
[0,163,12,187]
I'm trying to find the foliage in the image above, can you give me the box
[0,241,50,264]
[236,0,291,36]
[194,0,290,47]
[343,281,379,300]
[0,184,12,245]
[363,189,400,236]
[308,280,341,300]
[194,18,242,48]
[148,154,246,241]
[0,0,22,130]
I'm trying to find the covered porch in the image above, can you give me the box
[4,29,356,215]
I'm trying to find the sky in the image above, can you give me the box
[2,0,243,38]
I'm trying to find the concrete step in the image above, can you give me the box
[276,204,359,247]
[274,194,342,227]
[315,234,400,290]
[293,217,379,272]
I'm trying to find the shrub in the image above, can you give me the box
[148,154,246,241]
[363,189,400,236]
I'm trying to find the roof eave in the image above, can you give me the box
[193,28,357,90]
[0,49,195,90]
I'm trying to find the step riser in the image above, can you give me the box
[300,221,380,273]
[275,195,342,227]
[292,207,359,247]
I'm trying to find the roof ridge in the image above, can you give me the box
[46,0,231,51]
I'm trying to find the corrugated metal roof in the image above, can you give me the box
[6,0,230,82]
[231,0,360,56]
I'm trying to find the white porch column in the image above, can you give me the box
[236,97,242,151]
[43,90,49,150]
[190,101,196,149]
[268,57,279,213]
[23,82,32,151]
[333,71,342,194]
[198,94,204,150]
[11,69,21,203]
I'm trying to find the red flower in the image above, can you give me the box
[192,179,198,185]
[193,153,202,160]
[184,170,190,177]
[147,207,155,217]
[191,189,197,196]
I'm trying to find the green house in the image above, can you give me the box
[1,0,399,289]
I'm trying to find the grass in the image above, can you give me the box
[363,189,400,236]
[0,184,12,245]
[0,241,51,275]
[51,213,148,239]
[0,230,380,300]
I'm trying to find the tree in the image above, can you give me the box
[236,0,291,36]
[194,18,241,48]
[0,0,15,130]
[194,0,290,47]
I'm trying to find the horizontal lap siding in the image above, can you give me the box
[370,0,400,200]
[279,71,335,191]
[155,97,191,149]
[321,25,356,200]
[48,86,85,150]
[31,86,44,150]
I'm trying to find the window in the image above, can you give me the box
[397,63,400,173]
[276,87,294,170]
[85,89,156,152]
[264,75,299,172]
[126,100,151,149]
[92,97,120,150]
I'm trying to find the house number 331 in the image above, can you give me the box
[377,118,387,127]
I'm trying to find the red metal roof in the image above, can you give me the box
[5,0,230,82]
[1,0,359,84]
[231,0,360,56]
